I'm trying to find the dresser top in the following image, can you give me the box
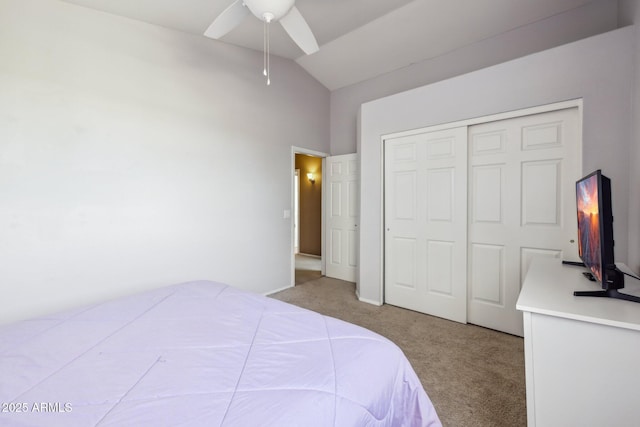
[516,257,640,331]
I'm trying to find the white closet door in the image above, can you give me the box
[384,127,468,323]
[468,108,581,336]
[325,153,359,282]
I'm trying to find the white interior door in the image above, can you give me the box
[468,107,581,336]
[325,153,359,282]
[384,127,468,323]
[294,169,300,253]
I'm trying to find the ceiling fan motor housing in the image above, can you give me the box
[243,0,295,22]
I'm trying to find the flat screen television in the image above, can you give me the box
[573,170,640,303]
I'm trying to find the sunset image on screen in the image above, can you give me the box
[577,175,602,281]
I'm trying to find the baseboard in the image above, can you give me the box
[264,284,294,296]
[358,294,383,306]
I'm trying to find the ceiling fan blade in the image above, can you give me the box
[279,6,319,55]
[204,0,250,39]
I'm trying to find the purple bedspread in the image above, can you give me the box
[0,281,441,426]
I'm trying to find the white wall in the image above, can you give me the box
[620,0,640,272]
[0,0,329,324]
[331,0,618,156]
[359,27,635,304]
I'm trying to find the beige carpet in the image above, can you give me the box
[295,269,322,285]
[270,276,526,427]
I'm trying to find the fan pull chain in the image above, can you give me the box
[262,12,273,86]
[266,19,271,85]
[263,19,267,77]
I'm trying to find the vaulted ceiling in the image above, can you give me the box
[61,0,597,90]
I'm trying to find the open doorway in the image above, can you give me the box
[291,147,328,287]
[294,153,322,285]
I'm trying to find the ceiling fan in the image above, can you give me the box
[204,0,319,84]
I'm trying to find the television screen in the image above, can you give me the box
[576,171,603,282]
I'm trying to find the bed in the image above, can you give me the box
[0,280,441,426]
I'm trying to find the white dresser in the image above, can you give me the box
[516,257,640,427]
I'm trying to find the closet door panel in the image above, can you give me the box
[468,107,581,336]
[385,127,468,323]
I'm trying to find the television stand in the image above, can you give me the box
[573,266,640,303]
[574,288,640,303]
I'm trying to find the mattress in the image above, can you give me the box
[0,281,441,426]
